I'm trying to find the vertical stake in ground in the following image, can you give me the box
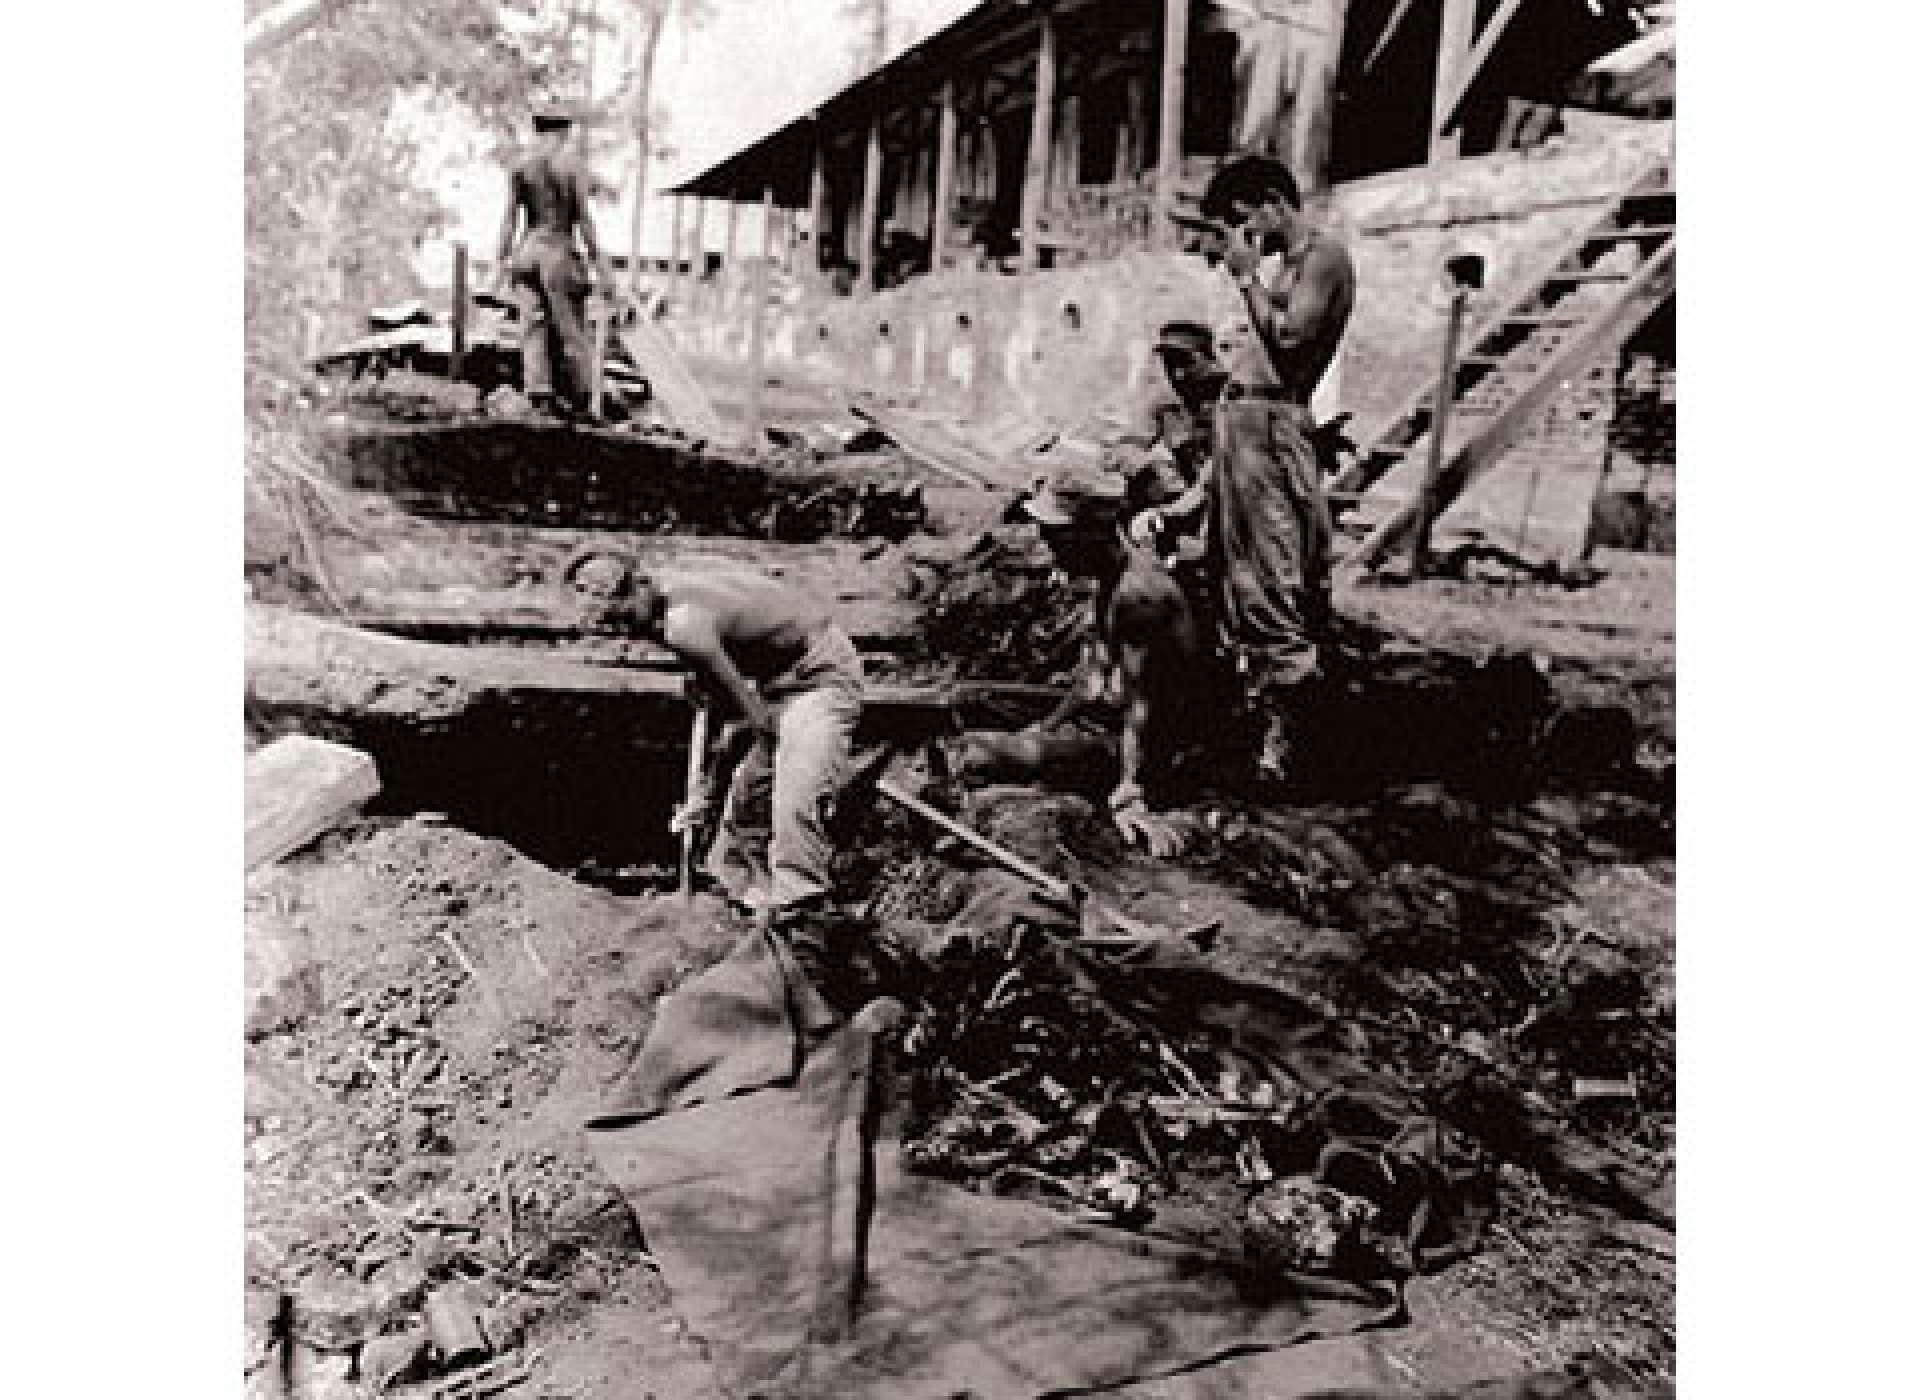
[1412,253,1483,576]
[449,241,468,386]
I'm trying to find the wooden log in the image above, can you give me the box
[245,734,381,872]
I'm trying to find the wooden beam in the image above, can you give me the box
[245,735,381,872]
[1429,0,1475,160]
[723,196,740,270]
[1020,7,1059,273]
[1438,0,1532,137]
[857,117,882,295]
[1156,0,1191,245]
[932,78,959,270]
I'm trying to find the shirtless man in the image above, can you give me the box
[494,103,614,419]
[1193,153,1356,783]
[563,549,864,947]
[988,460,1207,857]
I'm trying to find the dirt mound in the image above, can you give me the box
[244,818,747,1394]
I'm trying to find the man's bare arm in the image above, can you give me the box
[1238,240,1346,376]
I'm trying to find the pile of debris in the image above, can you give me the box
[315,296,656,427]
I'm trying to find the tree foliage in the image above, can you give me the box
[244,0,590,408]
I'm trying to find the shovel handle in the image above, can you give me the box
[679,702,711,900]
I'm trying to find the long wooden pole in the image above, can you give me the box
[1156,0,1191,246]
[1019,7,1057,273]
[931,78,958,272]
[745,187,774,446]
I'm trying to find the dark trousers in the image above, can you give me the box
[512,234,591,407]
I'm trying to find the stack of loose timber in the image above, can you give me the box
[1329,155,1677,572]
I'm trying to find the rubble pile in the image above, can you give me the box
[907,525,1088,682]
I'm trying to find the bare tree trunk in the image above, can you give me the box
[628,1,670,299]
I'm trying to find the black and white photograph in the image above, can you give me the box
[236,2,1693,1395]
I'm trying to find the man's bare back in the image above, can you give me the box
[656,572,836,687]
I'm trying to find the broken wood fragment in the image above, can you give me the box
[245,734,381,872]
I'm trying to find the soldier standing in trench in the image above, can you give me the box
[563,548,865,996]
[493,102,614,420]
[1189,153,1356,785]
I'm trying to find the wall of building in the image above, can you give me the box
[659,118,1673,551]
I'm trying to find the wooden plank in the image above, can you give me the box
[1020,9,1058,273]
[245,734,381,872]
[606,316,733,446]
[1345,238,1675,572]
[1156,0,1191,245]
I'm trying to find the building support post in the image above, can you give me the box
[668,193,685,313]
[1020,6,1058,272]
[1156,0,1190,247]
[1430,0,1475,162]
[808,125,829,280]
[932,78,958,272]
[746,187,774,447]
[857,116,882,295]
[688,195,708,305]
